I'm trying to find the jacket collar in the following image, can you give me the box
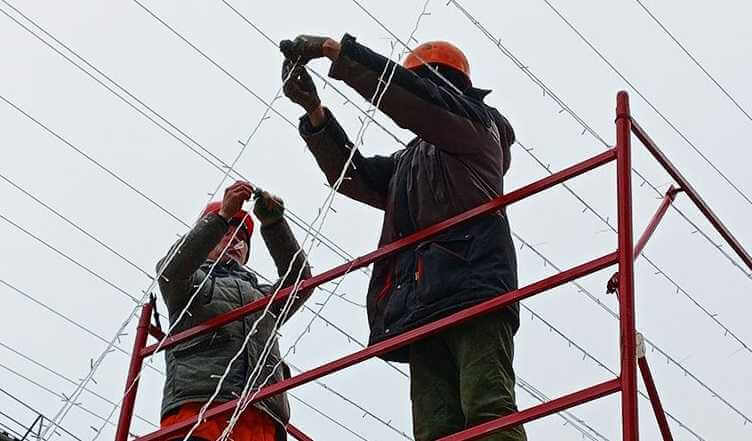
[465,87,492,101]
[201,260,259,285]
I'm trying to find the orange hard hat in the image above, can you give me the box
[403,41,470,79]
[202,201,254,238]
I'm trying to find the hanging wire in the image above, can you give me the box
[447,0,752,281]
[538,0,752,207]
[86,64,307,441]
[0,363,125,438]
[0,387,82,441]
[514,233,750,433]
[632,0,752,123]
[0,0,371,278]
[212,18,416,441]
[0,341,158,429]
[0,278,164,376]
[287,393,371,441]
[0,211,140,304]
[2,0,744,436]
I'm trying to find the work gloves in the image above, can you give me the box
[282,58,321,113]
[279,35,328,64]
[254,191,285,227]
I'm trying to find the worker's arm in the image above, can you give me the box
[253,192,312,322]
[282,34,507,156]
[156,182,253,312]
[156,213,228,312]
[282,60,394,209]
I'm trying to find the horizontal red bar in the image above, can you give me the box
[133,251,617,441]
[438,378,622,441]
[142,148,617,357]
[631,119,752,273]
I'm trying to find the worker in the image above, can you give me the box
[280,35,525,441]
[157,181,312,441]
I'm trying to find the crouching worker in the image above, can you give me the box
[157,181,312,441]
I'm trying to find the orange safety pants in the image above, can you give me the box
[161,403,276,441]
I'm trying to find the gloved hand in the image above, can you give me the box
[279,35,329,64]
[253,191,285,227]
[282,59,321,113]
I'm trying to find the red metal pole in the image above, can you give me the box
[437,379,622,441]
[616,91,639,441]
[114,302,153,441]
[638,357,674,441]
[141,149,617,357]
[634,185,679,260]
[631,118,752,273]
[607,185,680,294]
[132,251,618,441]
[286,424,314,441]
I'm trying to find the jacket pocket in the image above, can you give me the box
[415,232,473,306]
[172,330,231,358]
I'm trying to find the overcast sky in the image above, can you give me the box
[1,1,751,440]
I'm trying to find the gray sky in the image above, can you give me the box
[1,0,751,440]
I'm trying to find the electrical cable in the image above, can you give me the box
[632,0,752,123]
[538,0,752,208]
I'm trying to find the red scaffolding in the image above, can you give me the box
[115,92,752,441]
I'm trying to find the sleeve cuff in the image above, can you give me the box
[328,33,358,81]
[298,107,351,149]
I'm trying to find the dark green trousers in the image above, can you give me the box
[409,310,526,441]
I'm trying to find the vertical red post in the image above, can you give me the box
[638,357,674,441]
[115,302,153,441]
[616,91,639,441]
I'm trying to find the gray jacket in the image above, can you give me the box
[157,213,311,440]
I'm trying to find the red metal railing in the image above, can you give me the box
[114,92,752,441]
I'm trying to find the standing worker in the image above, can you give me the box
[157,181,312,441]
[280,35,525,441]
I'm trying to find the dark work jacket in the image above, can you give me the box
[157,213,312,441]
[300,34,519,362]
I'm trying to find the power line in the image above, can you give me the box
[0,278,164,376]
[632,0,752,122]
[216,0,408,148]
[0,342,158,429]
[0,172,152,280]
[513,138,752,356]
[538,0,752,207]
[0,363,125,438]
[447,0,752,356]
[0,388,81,441]
[1,274,402,441]
[232,0,739,436]
[514,233,751,430]
[340,0,735,434]
[0,211,139,304]
[447,0,752,281]
[288,393,371,441]
[1,1,740,438]
[449,0,752,354]
[0,0,369,278]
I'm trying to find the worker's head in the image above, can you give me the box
[403,41,471,92]
[202,201,254,265]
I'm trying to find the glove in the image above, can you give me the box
[282,59,321,113]
[253,191,285,227]
[279,35,329,64]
